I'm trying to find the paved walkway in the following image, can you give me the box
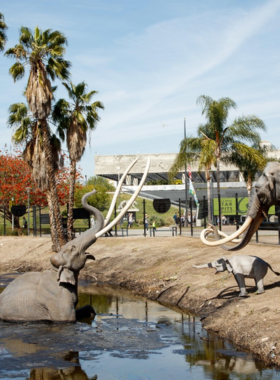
[104,225,280,246]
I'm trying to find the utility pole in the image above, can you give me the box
[184,118,188,226]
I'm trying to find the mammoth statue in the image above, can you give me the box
[193,255,280,297]
[201,162,280,251]
[0,158,150,322]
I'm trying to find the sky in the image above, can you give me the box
[1,0,280,178]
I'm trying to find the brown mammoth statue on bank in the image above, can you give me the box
[0,159,150,322]
[200,162,280,251]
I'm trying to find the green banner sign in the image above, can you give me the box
[213,197,275,216]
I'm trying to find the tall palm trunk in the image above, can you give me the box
[41,120,66,248]
[247,176,252,197]
[205,171,212,224]
[47,191,60,251]
[67,159,76,241]
[216,155,222,229]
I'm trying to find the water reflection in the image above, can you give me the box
[0,280,278,380]
[28,366,97,380]
[26,352,97,379]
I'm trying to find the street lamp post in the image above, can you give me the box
[26,187,30,236]
[184,118,188,226]
[117,166,121,234]
[208,170,213,224]
[11,197,14,231]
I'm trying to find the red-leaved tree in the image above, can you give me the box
[0,149,81,229]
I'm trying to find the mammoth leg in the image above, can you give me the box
[76,305,96,320]
[234,273,248,297]
[255,278,265,294]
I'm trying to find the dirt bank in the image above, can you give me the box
[1,235,280,366]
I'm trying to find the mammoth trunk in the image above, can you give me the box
[79,190,105,251]
[222,191,264,251]
[193,263,212,268]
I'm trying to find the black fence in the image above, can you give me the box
[0,206,90,237]
[1,194,280,245]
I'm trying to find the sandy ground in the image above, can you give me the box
[1,235,280,366]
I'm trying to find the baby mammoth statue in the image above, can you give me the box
[193,255,280,297]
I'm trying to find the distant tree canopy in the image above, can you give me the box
[87,176,115,191]
[75,176,114,212]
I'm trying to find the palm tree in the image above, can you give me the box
[169,97,266,225]
[0,13,8,51]
[197,95,266,226]
[8,102,63,250]
[169,136,216,223]
[5,26,71,249]
[52,81,104,240]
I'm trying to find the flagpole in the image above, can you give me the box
[184,117,188,225]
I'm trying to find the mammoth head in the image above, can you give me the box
[50,242,95,285]
[254,162,280,210]
[193,257,232,274]
[200,162,280,252]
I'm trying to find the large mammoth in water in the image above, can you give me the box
[200,162,280,251]
[0,159,150,322]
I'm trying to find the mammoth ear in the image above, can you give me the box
[222,257,233,273]
[58,266,76,285]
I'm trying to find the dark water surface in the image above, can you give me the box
[0,275,279,380]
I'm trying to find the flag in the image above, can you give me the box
[187,164,192,180]
[189,178,199,206]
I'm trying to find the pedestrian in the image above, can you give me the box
[181,214,185,227]
[23,216,27,229]
[144,214,149,231]
[128,213,133,228]
[173,212,178,225]
[187,213,191,226]
[152,220,156,232]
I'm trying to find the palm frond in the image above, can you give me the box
[82,90,98,103]
[19,26,34,48]
[5,44,26,60]
[196,95,213,114]
[9,62,25,81]
[0,14,8,51]
[47,57,71,81]
[7,102,29,126]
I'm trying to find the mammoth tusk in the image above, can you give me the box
[103,158,139,227]
[96,158,151,238]
[200,216,252,246]
[214,230,242,244]
[205,223,242,243]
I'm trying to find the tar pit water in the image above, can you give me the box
[0,276,279,380]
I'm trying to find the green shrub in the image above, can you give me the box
[150,215,165,227]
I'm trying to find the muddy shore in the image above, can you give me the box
[1,235,280,366]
